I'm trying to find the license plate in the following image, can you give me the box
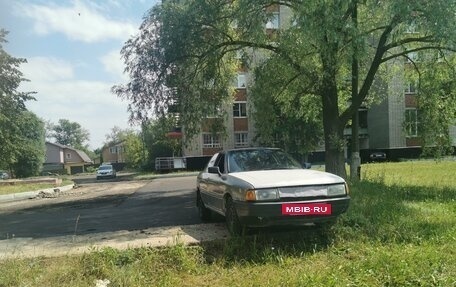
[282,203,332,215]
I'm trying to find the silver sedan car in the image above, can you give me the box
[96,164,117,180]
[196,148,350,235]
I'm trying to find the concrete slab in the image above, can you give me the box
[0,223,230,259]
[0,184,75,203]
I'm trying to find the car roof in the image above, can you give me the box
[222,147,281,153]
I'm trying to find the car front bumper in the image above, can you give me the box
[97,173,115,178]
[234,196,350,227]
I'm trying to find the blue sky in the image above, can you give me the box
[0,0,159,149]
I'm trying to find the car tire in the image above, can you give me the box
[225,197,243,236]
[196,191,211,221]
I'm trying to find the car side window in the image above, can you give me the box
[214,153,226,174]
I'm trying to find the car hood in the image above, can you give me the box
[229,169,344,189]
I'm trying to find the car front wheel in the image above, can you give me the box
[225,197,243,236]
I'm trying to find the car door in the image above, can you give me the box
[200,152,227,214]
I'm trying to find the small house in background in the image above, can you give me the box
[44,142,93,175]
[101,141,126,171]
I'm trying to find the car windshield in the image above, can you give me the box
[227,149,301,173]
[99,165,113,171]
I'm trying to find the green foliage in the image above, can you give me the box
[251,57,323,156]
[411,54,456,157]
[140,117,182,170]
[104,126,145,169]
[104,126,131,146]
[0,30,45,177]
[11,112,45,177]
[115,1,456,178]
[48,119,90,149]
[123,131,144,169]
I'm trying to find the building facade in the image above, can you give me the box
[179,4,456,160]
[44,142,93,174]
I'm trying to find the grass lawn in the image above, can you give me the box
[1,161,455,286]
[0,179,74,196]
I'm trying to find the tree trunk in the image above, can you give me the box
[350,0,361,181]
[322,90,347,179]
[320,40,347,179]
[323,121,347,178]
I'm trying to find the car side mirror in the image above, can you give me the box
[208,166,221,175]
[302,162,311,169]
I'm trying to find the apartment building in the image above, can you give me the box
[179,4,455,160]
[182,4,282,156]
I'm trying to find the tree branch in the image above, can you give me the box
[381,46,456,63]
[340,15,400,123]
[383,35,435,51]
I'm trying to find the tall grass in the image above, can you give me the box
[1,161,455,286]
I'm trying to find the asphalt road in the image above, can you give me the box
[0,176,212,240]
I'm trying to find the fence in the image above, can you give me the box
[155,157,186,171]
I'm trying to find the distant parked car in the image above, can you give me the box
[196,148,350,235]
[96,164,116,180]
[369,152,387,162]
[0,171,10,180]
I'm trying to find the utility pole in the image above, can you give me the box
[350,0,361,181]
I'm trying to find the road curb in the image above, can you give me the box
[0,184,75,203]
[134,172,199,181]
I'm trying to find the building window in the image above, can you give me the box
[266,12,280,29]
[237,74,246,89]
[406,52,419,63]
[66,153,71,159]
[359,109,368,129]
[233,102,247,118]
[405,20,418,34]
[109,146,125,153]
[404,82,417,94]
[235,132,249,147]
[235,49,243,60]
[436,51,446,63]
[405,108,419,137]
[203,133,221,148]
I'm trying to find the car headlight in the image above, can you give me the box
[245,188,279,201]
[327,184,346,196]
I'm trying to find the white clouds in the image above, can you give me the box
[21,56,132,149]
[16,0,137,43]
[100,49,128,81]
[21,57,74,82]
[7,0,147,149]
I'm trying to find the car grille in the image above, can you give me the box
[279,185,327,196]
[278,185,334,201]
